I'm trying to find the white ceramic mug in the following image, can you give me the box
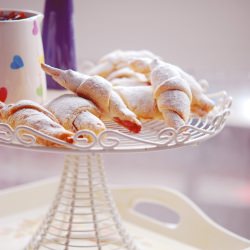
[0,9,47,104]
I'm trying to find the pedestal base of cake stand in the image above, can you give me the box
[25,154,140,250]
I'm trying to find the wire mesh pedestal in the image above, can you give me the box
[25,154,140,250]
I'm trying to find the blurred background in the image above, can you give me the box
[0,0,250,240]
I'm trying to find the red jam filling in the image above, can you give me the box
[113,117,141,133]
[0,11,27,21]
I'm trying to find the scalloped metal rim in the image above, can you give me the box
[0,92,232,154]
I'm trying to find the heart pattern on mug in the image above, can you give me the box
[36,84,43,97]
[0,87,8,102]
[32,20,39,35]
[10,55,24,69]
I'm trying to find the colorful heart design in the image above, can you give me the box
[32,20,39,35]
[0,87,8,102]
[36,84,43,97]
[10,55,24,69]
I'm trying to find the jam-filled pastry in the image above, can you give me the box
[87,50,159,78]
[129,58,215,117]
[0,100,74,147]
[106,66,147,82]
[111,78,150,87]
[171,65,215,116]
[114,86,162,120]
[46,94,106,141]
[150,60,192,129]
[41,63,142,133]
[129,57,152,80]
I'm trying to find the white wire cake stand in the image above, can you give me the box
[0,92,231,250]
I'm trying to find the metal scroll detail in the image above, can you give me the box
[0,123,14,142]
[25,154,140,250]
[0,92,231,152]
[0,125,98,150]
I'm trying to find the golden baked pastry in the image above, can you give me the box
[0,100,74,147]
[41,63,142,133]
[87,50,159,78]
[128,57,215,117]
[150,60,192,128]
[114,86,162,120]
[46,94,106,141]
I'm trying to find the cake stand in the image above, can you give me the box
[0,91,231,250]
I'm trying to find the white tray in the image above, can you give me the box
[0,179,249,250]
